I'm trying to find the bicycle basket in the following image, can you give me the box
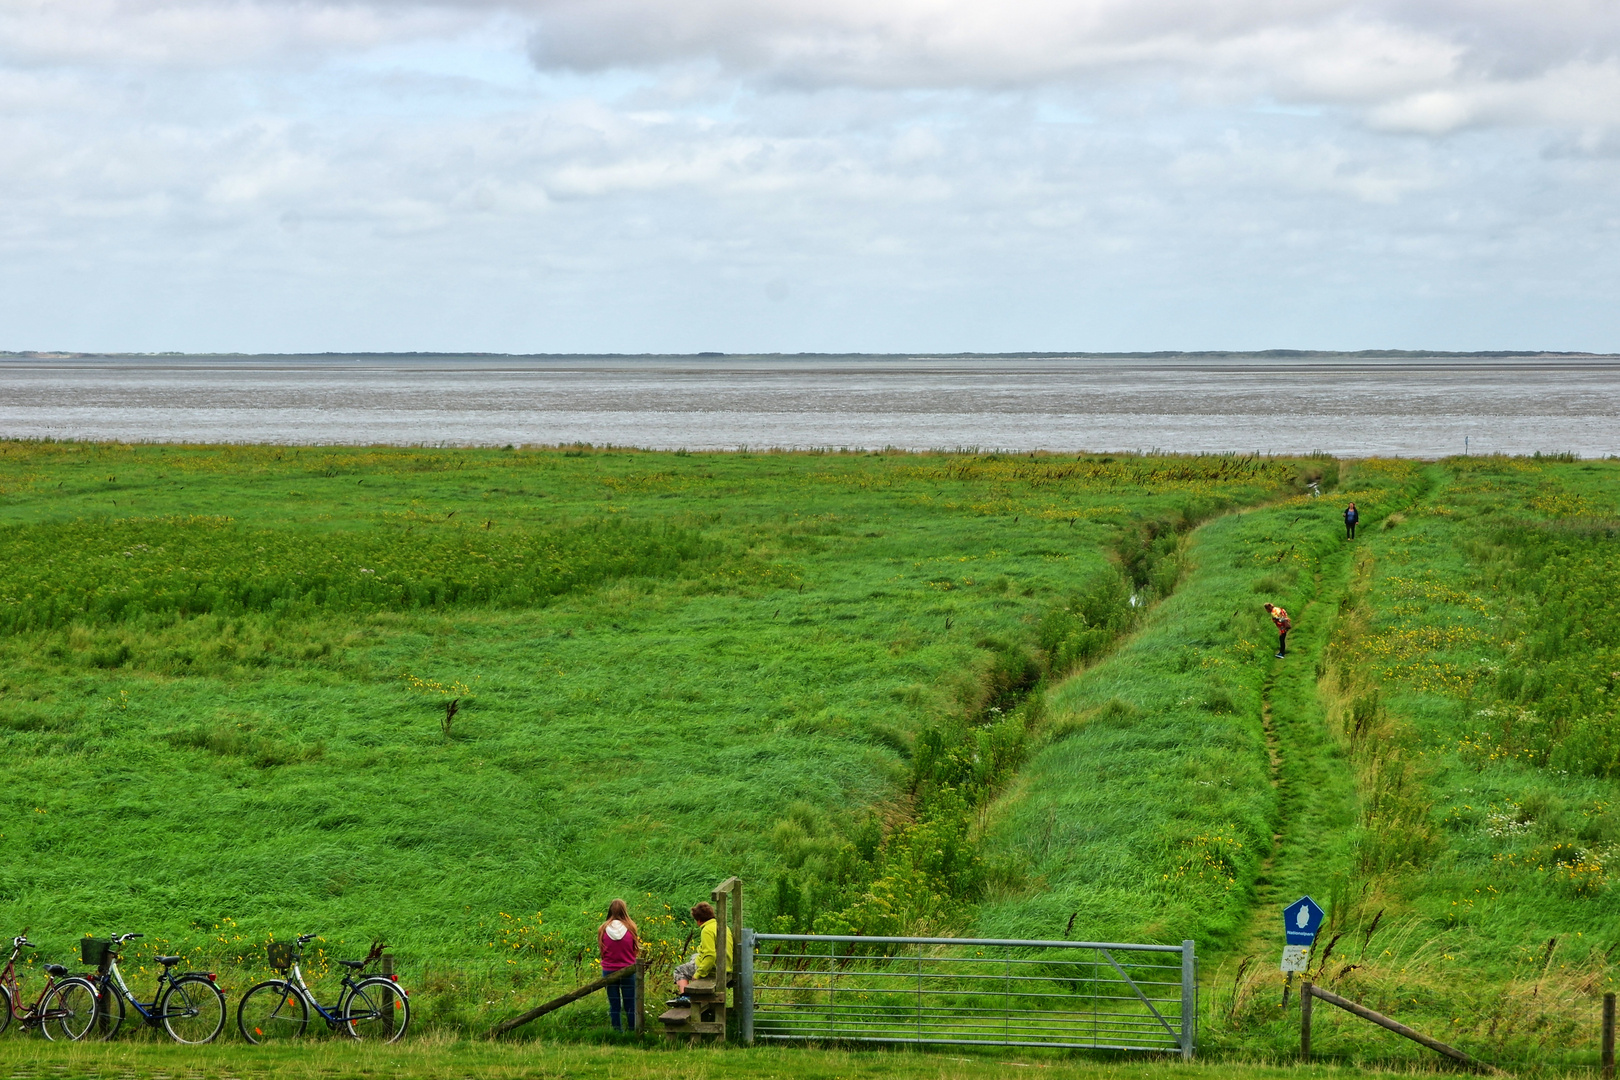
[79,938,110,966]
[267,942,296,972]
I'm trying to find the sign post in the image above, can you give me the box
[1280,896,1324,1008]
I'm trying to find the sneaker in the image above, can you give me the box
[1275,652,1286,659]
[665,996,691,1007]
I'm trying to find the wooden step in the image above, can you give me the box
[658,1007,692,1024]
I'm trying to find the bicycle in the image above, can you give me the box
[80,933,226,1043]
[0,934,101,1041]
[237,936,410,1044]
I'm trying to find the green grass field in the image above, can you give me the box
[0,1037,1449,1080]
[2,440,1618,1073]
[0,443,1304,1011]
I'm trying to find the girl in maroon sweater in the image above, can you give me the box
[599,899,639,1032]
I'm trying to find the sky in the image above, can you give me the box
[3,0,1619,354]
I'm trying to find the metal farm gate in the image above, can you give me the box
[739,932,1196,1058]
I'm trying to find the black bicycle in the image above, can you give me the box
[81,933,226,1043]
[237,936,410,1044]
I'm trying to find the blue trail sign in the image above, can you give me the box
[1283,896,1325,945]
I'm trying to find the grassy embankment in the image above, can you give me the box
[982,455,1620,1070]
[0,441,1312,1036]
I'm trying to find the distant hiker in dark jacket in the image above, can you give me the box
[1344,503,1359,539]
[1264,603,1291,658]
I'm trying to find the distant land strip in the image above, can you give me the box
[1,349,1615,361]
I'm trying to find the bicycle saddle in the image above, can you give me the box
[43,964,67,977]
[338,959,366,970]
[156,955,182,966]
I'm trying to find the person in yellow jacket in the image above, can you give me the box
[668,902,716,1006]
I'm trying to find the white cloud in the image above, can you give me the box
[1370,60,1620,134]
[0,0,473,67]
[511,0,1620,135]
[1,0,1619,352]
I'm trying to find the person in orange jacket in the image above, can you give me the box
[1264,603,1291,658]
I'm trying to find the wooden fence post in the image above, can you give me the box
[1301,982,1313,1060]
[1603,991,1615,1080]
[635,962,647,1034]
[381,952,397,1029]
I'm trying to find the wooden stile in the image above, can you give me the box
[659,877,742,1042]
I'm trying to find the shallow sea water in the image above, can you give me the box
[1,355,1615,457]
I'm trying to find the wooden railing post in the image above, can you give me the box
[635,961,647,1034]
[1603,991,1615,1080]
[1300,982,1313,1060]
[1304,982,1479,1067]
[488,963,640,1038]
[381,953,396,1023]
[732,880,744,975]
[712,882,728,992]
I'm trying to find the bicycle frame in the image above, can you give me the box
[2,937,62,1024]
[280,958,364,1027]
[100,956,164,1021]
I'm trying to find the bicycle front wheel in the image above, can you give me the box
[0,981,12,1036]
[40,978,99,1042]
[160,975,226,1044]
[237,980,308,1044]
[342,977,410,1043]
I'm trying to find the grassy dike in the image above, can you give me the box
[0,441,1316,1027]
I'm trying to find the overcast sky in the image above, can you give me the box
[3,0,1618,353]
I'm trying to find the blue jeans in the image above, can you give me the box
[604,966,635,1032]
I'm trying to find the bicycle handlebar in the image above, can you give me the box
[12,936,32,949]
[112,932,144,944]
[297,933,316,945]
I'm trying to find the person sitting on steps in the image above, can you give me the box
[667,902,717,1007]
[1264,602,1292,659]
